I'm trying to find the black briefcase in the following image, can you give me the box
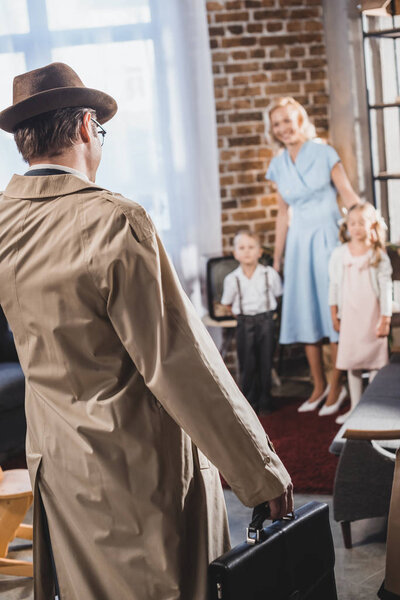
[208,501,337,600]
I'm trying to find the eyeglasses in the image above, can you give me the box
[91,117,106,146]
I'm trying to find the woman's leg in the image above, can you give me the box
[304,342,327,402]
[324,342,344,406]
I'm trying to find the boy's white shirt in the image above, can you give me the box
[328,243,393,317]
[221,263,282,315]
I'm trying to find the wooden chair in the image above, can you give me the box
[0,466,33,577]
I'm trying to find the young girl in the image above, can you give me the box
[329,203,393,424]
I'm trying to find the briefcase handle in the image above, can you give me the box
[246,502,295,545]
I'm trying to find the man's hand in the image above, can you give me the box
[269,482,294,520]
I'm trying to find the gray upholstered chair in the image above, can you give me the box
[0,307,25,463]
[330,356,400,548]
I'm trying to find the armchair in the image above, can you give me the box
[0,306,25,463]
[330,356,400,549]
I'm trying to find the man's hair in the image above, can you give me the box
[233,229,261,248]
[14,106,97,163]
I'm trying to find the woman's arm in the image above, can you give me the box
[331,162,360,210]
[330,305,340,332]
[273,192,289,272]
[328,246,342,317]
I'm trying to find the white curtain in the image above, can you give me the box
[146,0,222,311]
[0,0,221,312]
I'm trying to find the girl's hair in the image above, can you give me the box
[264,96,316,149]
[339,202,386,266]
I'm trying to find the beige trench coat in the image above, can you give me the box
[0,174,291,600]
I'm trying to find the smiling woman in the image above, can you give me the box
[265,96,315,151]
[265,97,360,416]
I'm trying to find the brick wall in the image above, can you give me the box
[206,0,331,254]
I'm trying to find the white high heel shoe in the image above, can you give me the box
[318,386,347,416]
[297,384,330,413]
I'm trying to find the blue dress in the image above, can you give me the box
[266,139,341,344]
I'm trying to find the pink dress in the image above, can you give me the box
[336,246,388,370]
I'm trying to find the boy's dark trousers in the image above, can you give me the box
[235,311,275,414]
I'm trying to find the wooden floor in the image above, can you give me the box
[225,491,386,600]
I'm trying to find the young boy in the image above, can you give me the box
[221,230,282,414]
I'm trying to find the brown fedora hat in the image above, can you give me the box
[0,62,118,133]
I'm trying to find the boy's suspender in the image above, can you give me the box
[235,268,271,315]
[235,276,243,314]
[265,270,271,312]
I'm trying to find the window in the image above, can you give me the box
[0,0,169,231]
[363,11,400,242]
[0,0,221,305]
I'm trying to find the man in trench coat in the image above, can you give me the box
[0,63,292,600]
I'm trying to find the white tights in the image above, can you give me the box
[347,369,378,411]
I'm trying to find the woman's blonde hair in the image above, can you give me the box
[264,97,316,149]
[339,202,386,267]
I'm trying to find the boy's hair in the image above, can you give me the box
[14,106,98,163]
[264,96,316,150]
[233,229,261,248]
[339,202,386,267]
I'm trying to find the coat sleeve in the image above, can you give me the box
[87,201,291,507]
[377,253,393,317]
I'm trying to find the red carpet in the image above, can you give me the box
[223,397,347,495]
[259,398,344,494]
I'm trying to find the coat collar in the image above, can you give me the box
[4,173,106,199]
[25,163,90,182]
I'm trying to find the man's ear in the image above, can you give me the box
[80,112,92,143]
